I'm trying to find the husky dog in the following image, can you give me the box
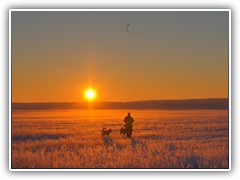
[102,127,112,137]
[120,127,127,136]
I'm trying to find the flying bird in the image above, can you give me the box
[125,23,130,32]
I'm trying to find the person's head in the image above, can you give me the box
[128,112,131,116]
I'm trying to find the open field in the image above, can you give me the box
[11,109,229,169]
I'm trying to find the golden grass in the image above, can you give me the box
[11,109,229,169]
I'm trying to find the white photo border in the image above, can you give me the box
[9,8,231,171]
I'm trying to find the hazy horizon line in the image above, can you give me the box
[12,97,228,104]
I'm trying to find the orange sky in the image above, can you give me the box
[12,11,229,102]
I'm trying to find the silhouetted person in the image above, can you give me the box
[124,112,134,138]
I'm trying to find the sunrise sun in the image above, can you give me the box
[84,88,96,101]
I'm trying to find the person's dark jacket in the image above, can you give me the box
[124,115,134,128]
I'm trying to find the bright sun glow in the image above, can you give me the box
[85,89,96,101]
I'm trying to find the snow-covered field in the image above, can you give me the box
[11,109,229,169]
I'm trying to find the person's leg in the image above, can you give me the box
[129,127,132,138]
[127,130,130,137]
[126,127,130,138]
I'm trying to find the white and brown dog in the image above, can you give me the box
[102,127,112,137]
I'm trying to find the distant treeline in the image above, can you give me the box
[12,98,228,110]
